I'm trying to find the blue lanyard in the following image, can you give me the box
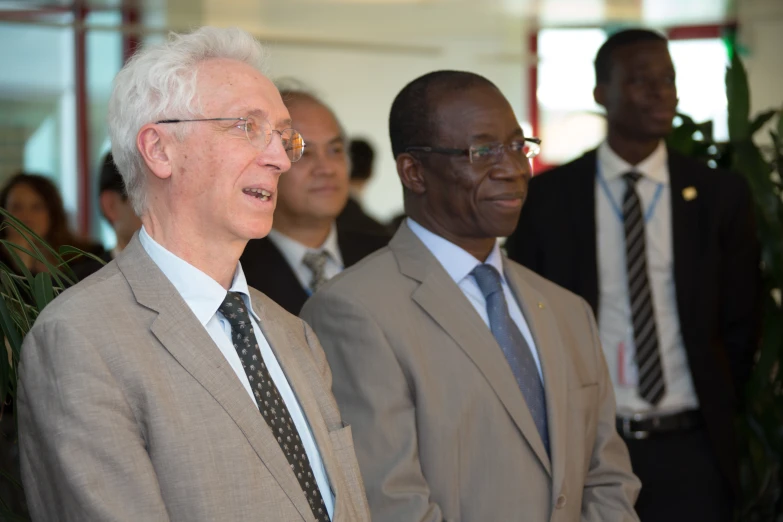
[596,169,663,223]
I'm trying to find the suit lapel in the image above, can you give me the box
[250,294,353,521]
[391,224,552,475]
[504,261,568,502]
[336,229,362,267]
[117,237,316,522]
[668,154,700,341]
[574,150,600,314]
[243,238,310,315]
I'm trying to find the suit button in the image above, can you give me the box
[556,494,567,509]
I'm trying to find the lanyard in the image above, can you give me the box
[596,169,663,224]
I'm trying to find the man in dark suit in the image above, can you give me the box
[241,89,389,315]
[506,29,760,521]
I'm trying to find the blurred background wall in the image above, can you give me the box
[1,0,781,248]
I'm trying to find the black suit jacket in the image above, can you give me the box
[336,197,392,237]
[505,147,761,495]
[241,226,390,316]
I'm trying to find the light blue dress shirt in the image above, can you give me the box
[406,218,544,381]
[139,227,334,517]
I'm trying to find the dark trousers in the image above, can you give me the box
[624,426,733,522]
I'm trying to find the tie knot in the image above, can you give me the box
[302,250,329,272]
[623,171,643,185]
[218,291,251,328]
[472,263,504,299]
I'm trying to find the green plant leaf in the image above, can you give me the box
[0,274,24,357]
[0,332,9,407]
[777,108,783,143]
[727,52,751,141]
[750,110,777,137]
[31,272,55,312]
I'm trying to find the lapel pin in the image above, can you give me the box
[682,186,697,201]
[537,302,545,309]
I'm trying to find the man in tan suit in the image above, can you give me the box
[301,70,640,521]
[18,27,369,522]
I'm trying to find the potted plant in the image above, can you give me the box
[0,209,101,521]
[667,53,783,520]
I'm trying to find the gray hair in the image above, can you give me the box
[107,26,268,216]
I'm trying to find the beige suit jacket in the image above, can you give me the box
[301,222,640,522]
[17,236,370,522]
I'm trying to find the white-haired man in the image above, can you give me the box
[17,27,370,522]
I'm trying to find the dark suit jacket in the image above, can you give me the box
[336,197,391,237]
[505,147,761,495]
[241,226,390,315]
[70,248,113,283]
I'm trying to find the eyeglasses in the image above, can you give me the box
[405,137,541,164]
[155,114,306,162]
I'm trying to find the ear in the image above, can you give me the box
[99,191,120,225]
[593,84,606,109]
[396,153,427,195]
[137,123,173,180]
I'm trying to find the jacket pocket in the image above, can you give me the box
[329,424,371,521]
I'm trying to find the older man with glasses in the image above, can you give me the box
[301,70,640,522]
[17,27,370,522]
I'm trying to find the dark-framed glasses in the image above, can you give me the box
[155,114,306,162]
[405,137,541,164]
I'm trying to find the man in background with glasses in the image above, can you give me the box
[506,29,760,521]
[17,27,369,522]
[301,70,639,522]
[241,87,389,316]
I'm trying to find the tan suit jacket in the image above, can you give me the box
[17,235,370,522]
[301,222,640,522]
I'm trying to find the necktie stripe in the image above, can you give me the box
[634,319,657,346]
[626,234,646,263]
[630,287,654,316]
[623,209,644,233]
[622,172,666,406]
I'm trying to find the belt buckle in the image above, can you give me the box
[621,414,650,440]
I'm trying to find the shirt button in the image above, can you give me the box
[556,494,567,509]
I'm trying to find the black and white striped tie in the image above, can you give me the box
[623,171,666,406]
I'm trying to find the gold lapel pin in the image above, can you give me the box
[682,186,698,201]
[537,302,545,309]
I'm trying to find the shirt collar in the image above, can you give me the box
[598,140,669,184]
[406,218,507,286]
[138,226,259,326]
[267,223,344,270]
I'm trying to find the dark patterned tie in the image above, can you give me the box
[302,251,330,294]
[218,292,331,522]
[472,264,550,456]
[623,172,666,405]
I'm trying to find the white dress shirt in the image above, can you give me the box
[139,227,335,517]
[267,225,344,294]
[596,141,699,416]
[407,218,544,381]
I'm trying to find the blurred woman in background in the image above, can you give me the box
[0,172,103,276]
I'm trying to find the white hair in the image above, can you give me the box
[107,26,268,216]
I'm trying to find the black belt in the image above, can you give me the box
[616,410,704,440]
